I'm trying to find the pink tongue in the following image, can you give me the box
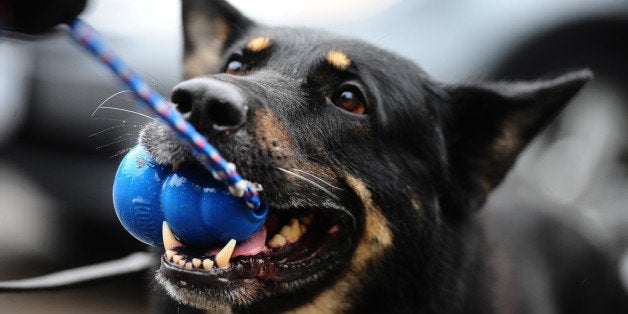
[207,226,267,258]
[233,226,267,257]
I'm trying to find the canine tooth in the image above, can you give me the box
[192,258,202,268]
[202,259,214,270]
[162,221,183,250]
[300,213,314,225]
[215,239,236,269]
[172,160,183,172]
[300,224,307,234]
[268,234,287,248]
[172,255,183,264]
[280,218,302,243]
[185,262,193,270]
[165,250,175,262]
[178,259,186,267]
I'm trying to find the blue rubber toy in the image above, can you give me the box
[112,145,268,247]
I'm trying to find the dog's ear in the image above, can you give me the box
[181,0,254,78]
[443,70,592,215]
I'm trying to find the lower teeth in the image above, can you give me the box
[164,213,318,270]
[165,251,217,271]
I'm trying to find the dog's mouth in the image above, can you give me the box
[161,205,351,283]
[156,161,356,304]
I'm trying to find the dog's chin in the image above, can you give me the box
[156,201,356,311]
[156,271,253,311]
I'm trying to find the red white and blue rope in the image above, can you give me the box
[69,18,262,210]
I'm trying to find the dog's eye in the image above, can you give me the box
[226,60,243,75]
[332,89,366,114]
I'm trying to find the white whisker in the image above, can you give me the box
[96,106,155,120]
[91,90,133,116]
[96,135,137,149]
[91,90,155,121]
[91,117,144,124]
[290,168,343,191]
[277,167,339,200]
[108,147,133,159]
[89,124,140,137]
[278,168,356,228]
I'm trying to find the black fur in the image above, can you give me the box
[141,1,627,313]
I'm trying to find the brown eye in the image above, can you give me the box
[332,90,366,114]
[226,60,243,75]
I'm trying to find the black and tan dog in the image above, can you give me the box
[140,1,628,313]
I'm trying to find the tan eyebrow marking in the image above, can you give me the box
[246,36,271,52]
[326,50,352,70]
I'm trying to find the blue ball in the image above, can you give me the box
[112,146,168,246]
[161,163,267,247]
[112,145,267,247]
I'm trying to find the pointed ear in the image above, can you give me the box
[443,70,592,212]
[181,0,254,78]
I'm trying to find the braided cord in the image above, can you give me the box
[69,18,261,210]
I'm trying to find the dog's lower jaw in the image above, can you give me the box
[156,259,351,313]
[156,272,257,312]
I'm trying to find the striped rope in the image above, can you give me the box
[69,18,262,210]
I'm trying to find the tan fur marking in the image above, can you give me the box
[492,118,521,158]
[184,14,229,78]
[254,108,339,187]
[411,197,422,212]
[254,108,294,156]
[326,50,351,70]
[246,36,271,52]
[287,176,392,313]
[479,115,525,192]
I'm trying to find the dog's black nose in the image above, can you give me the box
[171,78,248,133]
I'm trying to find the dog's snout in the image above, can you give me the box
[171,78,248,133]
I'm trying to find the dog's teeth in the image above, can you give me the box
[268,234,287,248]
[300,224,307,234]
[162,221,183,250]
[280,218,302,243]
[215,239,236,269]
[192,258,202,268]
[202,259,214,270]
[172,255,183,264]
[300,213,314,225]
[185,262,193,270]
[178,259,186,267]
[165,250,175,262]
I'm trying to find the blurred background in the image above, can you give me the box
[0,0,626,312]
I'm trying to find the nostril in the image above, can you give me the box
[170,88,193,114]
[171,78,248,133]
[207,99,246,130]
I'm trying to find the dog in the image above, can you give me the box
[139,1,628,313]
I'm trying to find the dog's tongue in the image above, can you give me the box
[208,226,267,258]
[233,226,267,257]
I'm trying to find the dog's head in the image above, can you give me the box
[140,0,590,312]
